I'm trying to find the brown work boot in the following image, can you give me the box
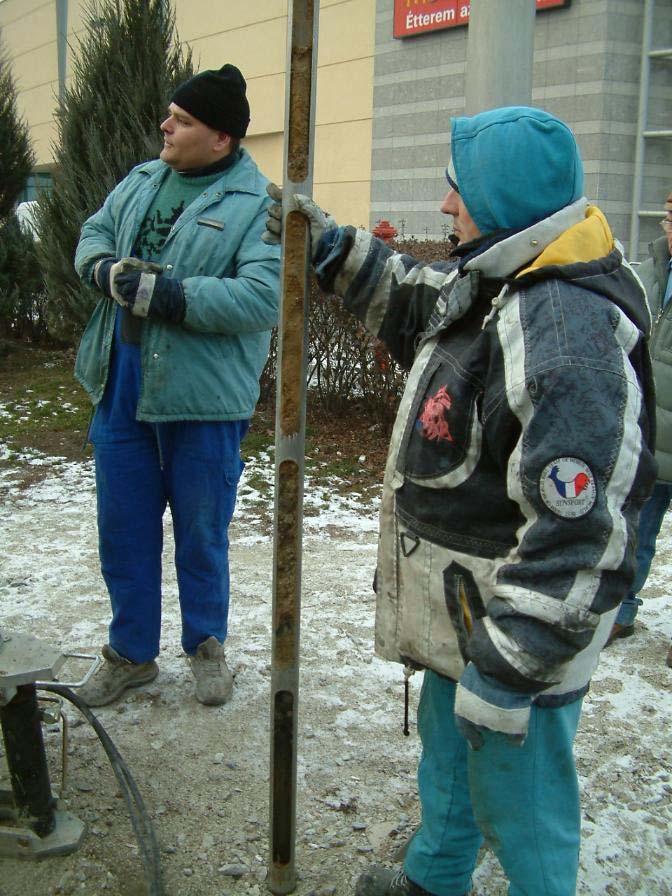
[188,637,233,706]
[78,644,158,707]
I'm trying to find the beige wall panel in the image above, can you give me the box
[314,119,371,186]
[176,0,287,44]
[0,2,53,55]
[11,44,57,92]
[16,81,58,131]
[244,123,373,227]
[315,181,369,230]
[318,0,375,66]
[65,1,93,82]
[0,0,47,20]
[28,120,58,168]
[316,57,373,125]
[247,72,285,136]
[0,0,374,224]
[244,133,285,184]
[67,0,89,35]
[183,17,286,81]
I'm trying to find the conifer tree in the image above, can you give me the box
[0,34,34,222]
[0,32,40,340]
[37,0,192,340]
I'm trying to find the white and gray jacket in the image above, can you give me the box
[314,199,656,708]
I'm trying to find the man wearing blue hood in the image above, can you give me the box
[263,107,655,896]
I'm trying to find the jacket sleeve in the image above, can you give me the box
[313,226,461,369]
[74,183,127,284]
[466,283,656,697]
[180,200,280,335]
[637,256,659,312]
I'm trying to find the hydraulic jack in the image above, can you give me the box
[0,628,88,858]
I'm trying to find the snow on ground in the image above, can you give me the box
[0,447,670,896]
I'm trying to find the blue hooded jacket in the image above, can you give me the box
[308,104,654,739]
[449,106,584,235]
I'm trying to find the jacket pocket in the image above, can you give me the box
[197,217,225,232]
[173,219,235,277]
[442,561,487,665]
[75,298,115,402]
[387,530,474,680]
[399,352,483,487]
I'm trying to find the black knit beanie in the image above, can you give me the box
[171,64,250,138]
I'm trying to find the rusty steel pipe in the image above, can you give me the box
[268,2,319,894]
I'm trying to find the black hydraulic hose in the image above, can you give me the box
[38,683,163,896]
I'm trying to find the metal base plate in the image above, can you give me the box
[0,810,86,859]
[0,631,65,688]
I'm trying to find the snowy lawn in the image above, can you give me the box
[0,445,670,896]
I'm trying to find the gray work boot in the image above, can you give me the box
[78,644,158,707]
[355,867,436,896]
[188,637,233,706]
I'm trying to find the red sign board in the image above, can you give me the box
[394,0,570,39]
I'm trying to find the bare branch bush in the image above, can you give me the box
[260,238,454,429]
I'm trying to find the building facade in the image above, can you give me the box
[0,0,376,229]
[372,0,672,257]
[1,0,670,258]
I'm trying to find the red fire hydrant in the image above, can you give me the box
[373,219,398,243]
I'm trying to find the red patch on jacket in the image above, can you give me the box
[417,385,454,443]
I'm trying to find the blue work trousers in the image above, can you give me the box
[92,419,247,663]
[405,671,582,896]
[616,481,672,626]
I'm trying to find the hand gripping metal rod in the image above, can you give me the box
[268,2,319,894]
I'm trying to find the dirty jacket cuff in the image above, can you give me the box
[313,226,356,293]
[455,662,535,739]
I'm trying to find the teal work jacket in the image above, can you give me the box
[74,150,280,422]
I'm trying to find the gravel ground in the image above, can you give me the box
[0,449,670,896]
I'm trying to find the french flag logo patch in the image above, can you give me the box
[540,457,597,518]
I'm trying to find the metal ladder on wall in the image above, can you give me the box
[629,0,672,261]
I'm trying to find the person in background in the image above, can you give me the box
[609,190,672,669]
[74,64,280,707]
[263,106,656,896]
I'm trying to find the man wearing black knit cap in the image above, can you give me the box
[74,64,280,708]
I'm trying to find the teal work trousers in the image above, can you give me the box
[405,670,583,896]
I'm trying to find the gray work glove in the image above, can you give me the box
[261,182,337,260]
[95,257,161,304]
[94,257,185,323]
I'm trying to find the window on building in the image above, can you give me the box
[20,171,53,202]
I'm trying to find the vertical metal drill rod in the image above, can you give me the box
[0,684,56,837]
[268,2,319,894]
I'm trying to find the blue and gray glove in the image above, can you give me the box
[94,257,185,323]
[261,182,337,260]
[454,662,535,751]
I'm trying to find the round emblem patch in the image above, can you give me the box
[539,457,597,519]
